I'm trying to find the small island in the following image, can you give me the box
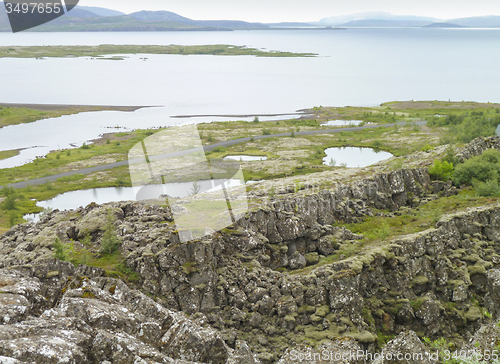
[0,44,317,59]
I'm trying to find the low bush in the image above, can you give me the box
[428,160,454,181]
[474,178,500,197]
[453,149,500,186]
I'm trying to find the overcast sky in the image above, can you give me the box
[79,0,500,22]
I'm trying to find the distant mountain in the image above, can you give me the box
[129,10,268,30]
[76,6,125,17]
[63,8,102,19]
[30,15,219,32]
[320,12,440,25]
[0,6,267,31]
[266,22,316,27]
[2,5,500,32]
[320,12,500,28]
[341,19,433,27]
[129,10,193,23]
[424,22,465,28]
[449,16,500,27]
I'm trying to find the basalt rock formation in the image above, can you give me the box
[2,137,500,363]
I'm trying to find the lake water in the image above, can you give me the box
[23,178,245,222]
[1,28,500,168]
[223,155,268,161]
[323,147,393,168]
[322,120,363,126]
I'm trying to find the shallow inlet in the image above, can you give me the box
[23,179,245,223]
[321,120,363,126]
[223,155,268,162]
[322,147,393,168]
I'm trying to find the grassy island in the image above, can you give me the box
[0,44,317,59]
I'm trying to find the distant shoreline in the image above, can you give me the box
[0,103,153,112]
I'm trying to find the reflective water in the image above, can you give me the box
[322,147,393,168]
[322,120,363,126]
[1,28,500,168]
[223,155,268,161]
[23,178,245,222]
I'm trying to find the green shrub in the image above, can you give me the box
[262,129,272,135]
[54,238,67,261]
[9,212,17,227]
[453,149,500,186]
[3,194,17,210]
[100,212,122,255]
[212,146,226,153]
[376,223,391,240]
[421,144,433,152]
[0,186,16,197]
[442,145,459,166]
[474,178,500,197]
[253,116,260,123]
[428,160,454,181]
[81,143,90,150]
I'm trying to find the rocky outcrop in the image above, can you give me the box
[276,339,366,363]
[456,135,500,162]
[0,263,258,364]
[3,138,500,362]
[374,331,433,364]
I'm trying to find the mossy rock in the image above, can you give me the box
[347,330,377,343]
[463,254,481,264]
[46,271,60,279]
[298,305,316,315]
[310,314,323,323]
[448,279,467,288]
[465,306,482,322]
[468,263,487,276]
[339,317,353,327]
[410,297,428,311]
[382,299,396,306]
[75,206,123,239]
[411,275,429,286]
[305,252,320,266]
[315,305,330,318]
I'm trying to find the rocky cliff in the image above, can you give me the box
[2,137,500,363]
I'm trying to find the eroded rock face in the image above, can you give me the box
[376,331,433,364]
[277,339,366,363]
[0,266,252,364]
[3,138,500,363]
[456,135,500,162]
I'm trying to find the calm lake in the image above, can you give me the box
[23,178,246,222]
[323,147,393,168]
[1,28,500,167]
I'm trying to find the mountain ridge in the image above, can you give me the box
[1,5,500,31]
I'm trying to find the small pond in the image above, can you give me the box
[322,147,393,168]
[322,120,363,127]
[24,178,245,223]
[223,155,267,161]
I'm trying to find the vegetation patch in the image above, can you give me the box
[0,44,316,59]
